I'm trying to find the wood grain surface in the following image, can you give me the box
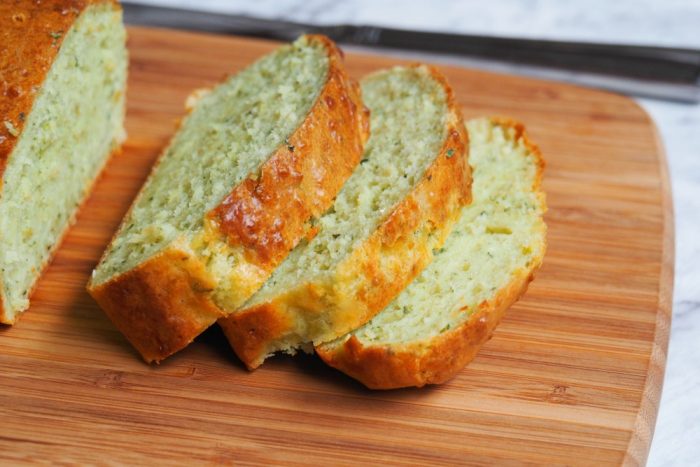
[0,27,673,465]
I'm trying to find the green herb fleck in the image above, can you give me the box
[285,137,294,152]
[440,324,451,332]
[18,112,25,122]
[360,158,369,164]
[446,148,455,158]
[50,31,62,46]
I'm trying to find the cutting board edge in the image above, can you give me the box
[623,112,674,466]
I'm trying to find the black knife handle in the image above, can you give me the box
[122,2,700,101]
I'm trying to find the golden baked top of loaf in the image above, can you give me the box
[0,0,117,173]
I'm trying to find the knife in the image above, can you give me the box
[122,2,700,103]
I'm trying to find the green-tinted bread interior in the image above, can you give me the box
[327,118,545,346]
[91,36,329,285]
[0,3,127,320]
[246,66,449,309]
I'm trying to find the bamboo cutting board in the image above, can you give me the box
[0,27,673,465]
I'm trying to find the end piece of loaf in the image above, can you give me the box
[0,0,127,324]
[88,35,369,363]
[317,118,547,389]
[220,65,472,369]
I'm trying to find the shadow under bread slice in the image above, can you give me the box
[220,65,472,369]
[0,0,127,324]
[316,118,547,389]
[87,34,369,363]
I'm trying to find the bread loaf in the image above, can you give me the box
[317,118,546,389]
[0,0,127,324]
[220,65,471,369]
[88,35,369,363]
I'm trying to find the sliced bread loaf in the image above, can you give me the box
[316,118,547,389]
[219,65,471,369]
[0,0,127,324]
[88,35,368,363]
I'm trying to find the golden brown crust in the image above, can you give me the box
[89,245,225,362]
[221,65,472,370]
[0,0,117,179]
[210,35,369,267]
[315,118,547,389]
[0,0,119,323]
[88,35,369,363]
[219,301,296,366]
[317,270,536,389]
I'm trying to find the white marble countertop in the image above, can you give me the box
[130,1,699,464]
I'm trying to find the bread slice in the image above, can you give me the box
[219,65,472,369]
[0,0,127,324]
[317,118,547,389]
[88,35,369,363]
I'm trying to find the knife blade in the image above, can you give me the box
[122,2,700,102]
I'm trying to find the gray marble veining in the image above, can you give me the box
[129,1,700,464]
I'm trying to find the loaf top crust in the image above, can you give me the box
[0,0,117,177]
